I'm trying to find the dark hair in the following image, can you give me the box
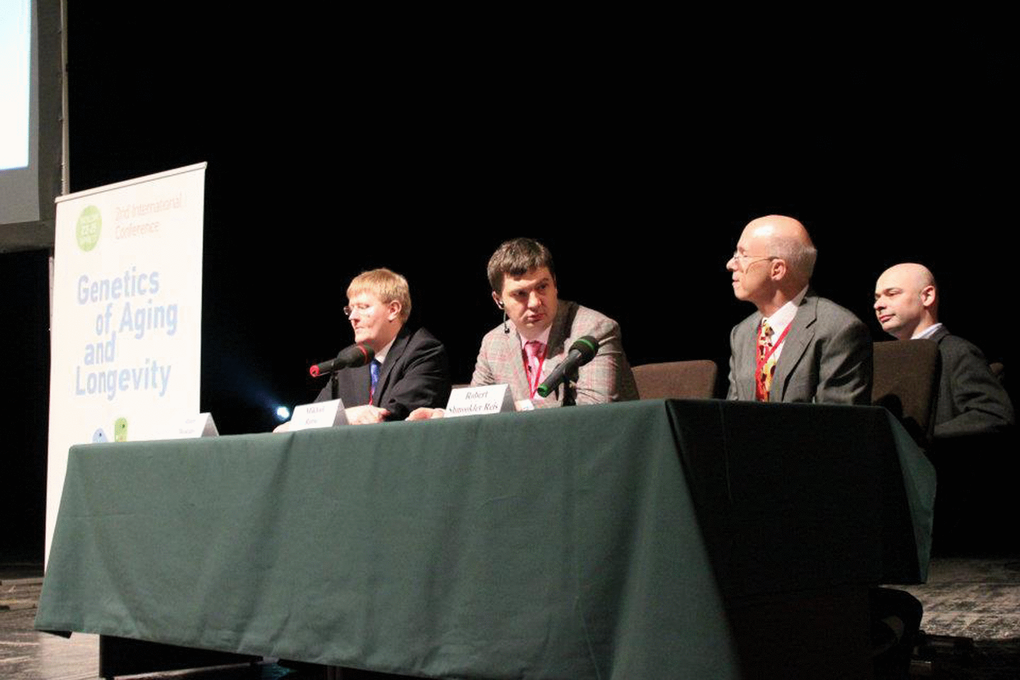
[486,238,556,293]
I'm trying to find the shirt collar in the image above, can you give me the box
[912,322,943,340]
[373,335,396,365]
[518,325,552,350]
[763,285,809,334]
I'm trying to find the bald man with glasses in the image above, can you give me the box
[725,215,872,405]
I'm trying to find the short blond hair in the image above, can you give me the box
[347,268,411,321]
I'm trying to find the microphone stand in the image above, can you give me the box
[562,367,579,407]
[330,373,339,400]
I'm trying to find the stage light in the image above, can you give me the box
[276,406,290,421]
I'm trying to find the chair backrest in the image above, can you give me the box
[989,361,1005,384]
[632,360,719,400]
[872,339,940,448]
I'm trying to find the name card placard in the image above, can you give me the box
[174,413,220,439]
[444,385,516,418]
[290,399,349,430]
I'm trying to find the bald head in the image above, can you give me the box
[745,215,817,283]
[727,215,818,315]
[879,263,936,291]
[874,263,938,340]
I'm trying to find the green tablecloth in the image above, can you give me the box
[35,399,933,679]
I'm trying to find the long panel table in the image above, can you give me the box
[35,400,934,679]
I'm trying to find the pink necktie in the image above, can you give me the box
[524,340,545,396]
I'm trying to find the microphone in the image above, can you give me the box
[309,344,375,377]
[536,336,598,398]
[496,300,510,334]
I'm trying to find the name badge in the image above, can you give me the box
[444,385,516,418]
[172,413,220,439]
[290,399,349,430]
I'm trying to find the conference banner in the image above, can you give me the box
[46,163,206,559]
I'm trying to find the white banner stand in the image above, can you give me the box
[46,163,207,561]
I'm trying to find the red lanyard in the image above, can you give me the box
[755,322,791,373]
[523,344,547,398]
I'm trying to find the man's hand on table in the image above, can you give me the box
[407,407,445,421]
[273,404,391,432]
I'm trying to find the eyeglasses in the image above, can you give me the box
[730,251,778,270]
[343,303,373,317]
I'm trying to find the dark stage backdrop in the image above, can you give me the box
[2,9,1015,558]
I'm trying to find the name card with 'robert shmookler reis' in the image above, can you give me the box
[289,399,349,430]
[444,385,516,418]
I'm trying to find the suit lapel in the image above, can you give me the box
[500,328,531,398]
[373,327,410,406]
[340,364,372,406]
[771,294,817,402]
[541,302,573,383]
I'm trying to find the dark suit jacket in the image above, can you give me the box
[314,325,451,421]
[471,300,638,407]
[929,326,1014,438]
[728,291,873,405]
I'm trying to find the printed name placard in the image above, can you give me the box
[444,385,516,418]
[289,399,349,430]
[172,413,219,439]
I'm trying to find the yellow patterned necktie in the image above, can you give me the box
[755,319,776,402]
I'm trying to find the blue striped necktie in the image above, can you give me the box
[369,359,381,405]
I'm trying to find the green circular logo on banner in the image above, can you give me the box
[76,206,102,252]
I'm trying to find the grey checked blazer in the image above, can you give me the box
[471,300,638,407]
[727,291,873,405]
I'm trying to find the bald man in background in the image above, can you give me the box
[726,215,872,404]
[874,263,1014,438]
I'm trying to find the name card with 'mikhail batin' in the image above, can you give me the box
[289,399,349,430]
